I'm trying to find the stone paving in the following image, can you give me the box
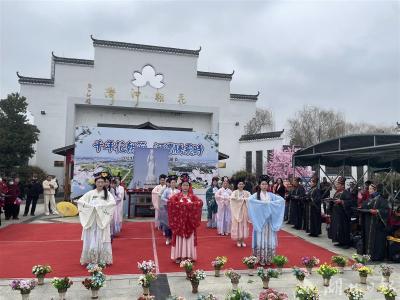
[0,202,399,299]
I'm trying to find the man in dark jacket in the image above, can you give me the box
[23,174,43,216]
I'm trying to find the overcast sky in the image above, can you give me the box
[1,0,399,130]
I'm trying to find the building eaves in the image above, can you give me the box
[230,91,260,101]
[52,52,94,66]
[16,72,54,86]
[197,70,234,80]
[91,35,201,57]
[239,130,285,141]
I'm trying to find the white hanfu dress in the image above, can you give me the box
[78,189,116,265]
[215,187,232,235]
[152,184,166,228]
[247,191,285,265]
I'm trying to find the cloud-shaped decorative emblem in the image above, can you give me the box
[131,65,165,89]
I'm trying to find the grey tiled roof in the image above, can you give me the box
[91,35,201,56]
[16,72,54,85]
[239,130,285,141]
[197,70,234,80]
[52,52,94,66]
[230,91,260,101]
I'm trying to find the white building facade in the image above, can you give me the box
[18,36,284,188]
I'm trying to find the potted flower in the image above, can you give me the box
[259,288,288,300]
[352,254,370,265]
[242,256,259,276]
[180,259,194,280]
[51,277,73,300]
[292,267,309,284]
[352,264,372,284]
[10,280,36,300]
[331,255,348,273]
[272,255,288,274]
[295,285,319,300]
[167,296,186,300]
[137,260,156,274]
[82,263,106,299]
[380,265,394,283]
[301,256,320,274]
[138,272,157,296]
[32,264,52,285]
[138,296,156,300]
[197,294,217,300]
[225,269,241,290]
[188,270,206,294]
[344,287,364,300]
[211,256,227,277]
[377,285,397,300]
[257,267,279,289]
[226,288,253,300]
[316,263,338,286]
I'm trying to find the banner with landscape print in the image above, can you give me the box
[72,126,219,198]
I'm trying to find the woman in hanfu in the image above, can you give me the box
[77,172,116,265]
[230,180,251,247]
[215,177,232,235]
[168,178,203,263]
[247,175,285,265]
[160,175,180,245]
[109,178,122,239]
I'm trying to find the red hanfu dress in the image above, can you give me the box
[168,191,203,261]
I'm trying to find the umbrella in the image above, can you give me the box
[56,201,79,217]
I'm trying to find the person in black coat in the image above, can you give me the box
[287,177,306,229]
[360,183,389,261]
[23,174,43,216]
[329,177,356,249]
[305,176,322,237]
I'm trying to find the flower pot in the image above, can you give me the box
[37,275,45,285]
[191,281,199,293]
[385,296,395,300]
[337,266,344,274]
[20,292,30,300]
[214,268,221,277]
[383,275,390,283]
[248,268,254,276]
[306,267,312,274]
[58,289,67,300]
[277,267,283,274]
[142,286,150,296]
[185,270,192,280]
[91,288,99,299]
[262,278,269,289]
[359,275,367,284]
[231,280,239,290]
[323,277,330,287]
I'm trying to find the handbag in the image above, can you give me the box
[14,197,22,205]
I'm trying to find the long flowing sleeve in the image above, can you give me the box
[77,191,96,229]
[248,192,285,232]
[95,192,116,229]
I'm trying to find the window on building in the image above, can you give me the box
[54,161,64,167]
[256,151,263,178]
[246,151,252,173]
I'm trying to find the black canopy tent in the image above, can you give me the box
[293,134,400,204]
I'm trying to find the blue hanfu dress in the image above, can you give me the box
[247,191,285,265]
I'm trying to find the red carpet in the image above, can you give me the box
[0,222,338,278]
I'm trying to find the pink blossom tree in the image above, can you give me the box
[266,146,314,179]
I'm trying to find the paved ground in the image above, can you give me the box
[0,202,399,299]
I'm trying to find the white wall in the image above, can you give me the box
[239,138,284,174]
[21,42,258,188]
